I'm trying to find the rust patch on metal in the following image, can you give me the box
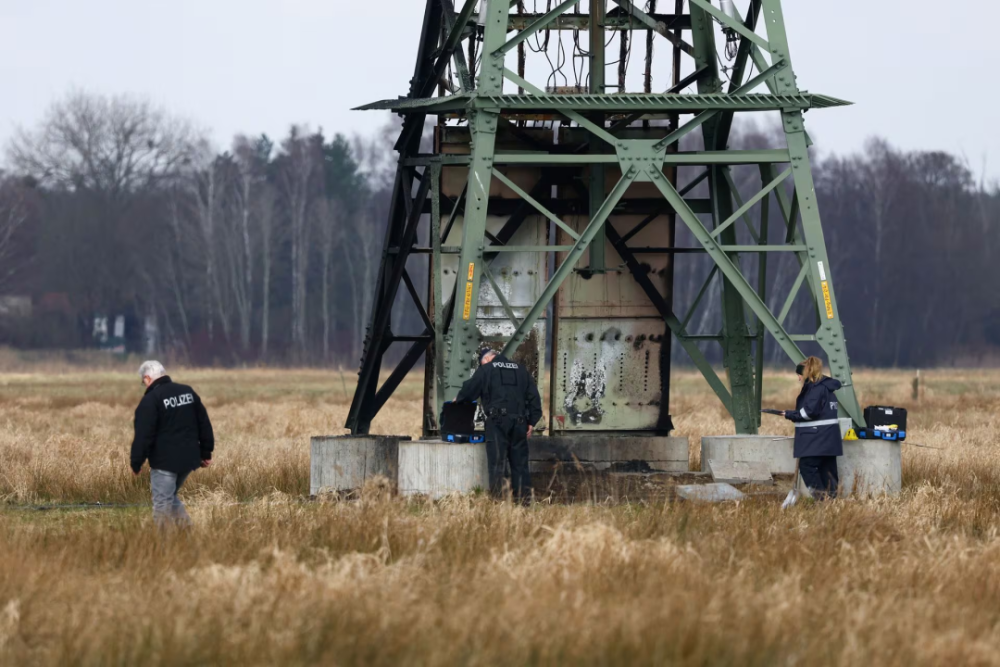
[510,326,541,382]
[477,325,541,386]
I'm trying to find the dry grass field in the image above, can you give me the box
[0,354,999,666]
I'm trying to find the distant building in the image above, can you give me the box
[0,295,31,319]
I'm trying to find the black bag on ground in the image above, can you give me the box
[440,401,484,442]
[864,405,907,430]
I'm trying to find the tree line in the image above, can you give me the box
[0,91,404,365]
[0,91,996,367]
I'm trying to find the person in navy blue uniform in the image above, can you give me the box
[784,356,843,499]
[456,348,542,502]
[130,360,214,527]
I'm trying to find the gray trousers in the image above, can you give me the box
[150,469,192,528]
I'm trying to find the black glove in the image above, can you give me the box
[784,410,795,420]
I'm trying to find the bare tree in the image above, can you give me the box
[4,91,205,352]
[348,132,396,361]
[7,90,203,203]
[164,185,195,352]
[188,155,232,344]
[313,196,340,362]
[229,142,257,353]
[0,180,32,289]
[857,139,903,353]
[277,128,321,363]
[257,182,277,361]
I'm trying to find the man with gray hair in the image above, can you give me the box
[130,361,214,527]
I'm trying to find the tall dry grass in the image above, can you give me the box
[0,366,998,665]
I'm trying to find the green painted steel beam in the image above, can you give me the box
[490,168,581,241]
[504,12,692,31]
[431,161,445,418]
[444,0,511,395]
[354,92,850,113]
[680,265,719,331]
[492,149,789,165]
[488,245,575,252]
[777,261,809,326]
[440,0,473,91]
[501,68,620,146]
[587,0,607,272]
[444,0,479,56]
[481,262,522,329]
[760,0,863,425]
[647,167,805,363]
[402,156,473,166]
[726,0,763,97]
[498,170,637,357]
[722,168,760,243]
[720,245,805,252]
[754,175,769,426]
[493,0,582,58]
[650,59,790,152]
[608,0,695,55]
[474,92,849,111]
[710,167,791,240]
[689,0,770,50]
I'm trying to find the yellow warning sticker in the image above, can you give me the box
[821,281,834,319]
[462,282,474,320]
[467,263,475,281]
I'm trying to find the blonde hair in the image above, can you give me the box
[799,356,823,382]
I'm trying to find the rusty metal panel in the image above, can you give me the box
[439,210,547,392]
[477,319,546,383]
[439,214,547,311]
[552,318,670,432]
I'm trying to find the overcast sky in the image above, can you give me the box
[1,0,996,177]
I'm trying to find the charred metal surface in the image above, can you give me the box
[553,320,669,433]
[549,174,674,433]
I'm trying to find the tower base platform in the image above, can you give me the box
[528,435,689,473]
[311,434,690,496]
[399,440,489,499]
[310,435,409,495]
[701,434,902,496]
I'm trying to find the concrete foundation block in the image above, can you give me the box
[838,439,902,496]
[700,435,796,475]
[310,435,409,495]
[529,435,689,472]
[398,440,489,499]
[708,460,773,485]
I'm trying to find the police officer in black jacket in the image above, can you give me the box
[130,361,214,527]
[456,348,543,502]
[784,356,843,499]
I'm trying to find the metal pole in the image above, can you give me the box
[588,0,607,272]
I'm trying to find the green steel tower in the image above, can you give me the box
[347,0,864,437]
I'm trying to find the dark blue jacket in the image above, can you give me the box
[456,355,543,426]
[130,376,214,474]
[786,376,843,458]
